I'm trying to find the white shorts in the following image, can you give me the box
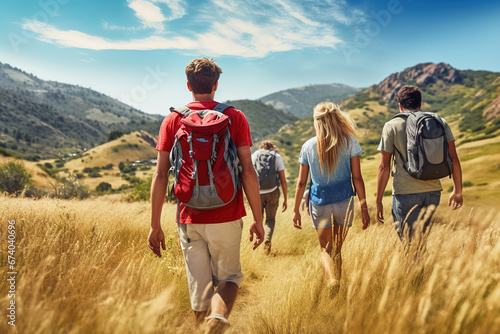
[177,219,244,312]
[309,198,354,229]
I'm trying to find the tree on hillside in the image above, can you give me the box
[59,176,89,199]
[108,130,124,142]
[0,162,32,194]
[96,182,112,193]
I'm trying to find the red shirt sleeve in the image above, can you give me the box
[229,108,253,148]
[156,112,181,152]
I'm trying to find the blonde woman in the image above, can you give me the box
[293,102,370,286]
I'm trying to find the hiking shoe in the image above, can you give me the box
[205,314,230,334]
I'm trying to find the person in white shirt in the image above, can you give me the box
[252,140,288,254]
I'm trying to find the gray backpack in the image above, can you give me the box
[393,111,453,180]
[253,150,279,189]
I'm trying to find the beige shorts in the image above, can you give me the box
[309,198,354,229]
[177,219,244,312]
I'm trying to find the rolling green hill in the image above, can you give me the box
[229,99,297,144]
[0,62,163,160]
[51,131,158,190]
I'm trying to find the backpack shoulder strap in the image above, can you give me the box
[170,103,232,114]
[213,103,233,113]
[169,105,191,116]
[428,112,447,126]
[390,113,411,166]
[392,112,410,120]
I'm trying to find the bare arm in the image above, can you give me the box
[448,141,463,209]
[278,170,288,212]
[148,150,170,257]
[351,155,370,230]
[237,145,264,249]
[293,163,309,229]
[376,151,392,224]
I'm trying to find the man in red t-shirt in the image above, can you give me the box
[148,57,264,331]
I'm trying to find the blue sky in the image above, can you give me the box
[1,0,499,115]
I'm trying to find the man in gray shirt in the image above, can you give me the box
[376,85,463,240]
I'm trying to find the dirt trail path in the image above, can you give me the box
[228,249,306,333]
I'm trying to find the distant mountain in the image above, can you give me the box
[259,83,361,118]
[0,61,163,160]
[228,99,297,144]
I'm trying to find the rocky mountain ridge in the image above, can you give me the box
[375,62,463,101]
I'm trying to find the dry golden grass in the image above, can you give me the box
[1,195,499,334]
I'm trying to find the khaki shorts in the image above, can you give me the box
[309,198,354,229]
[177,219,244,312]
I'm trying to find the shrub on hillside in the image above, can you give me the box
[88,171,102,178]
[127,177,151,201]
[58,176,89,199]
[96,182,112,193]
[108,130,124,142]
[22,186,49,198]
[0,161,32,194]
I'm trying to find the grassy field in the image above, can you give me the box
[1,195,499,334]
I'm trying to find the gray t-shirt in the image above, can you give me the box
[378,113,455,195]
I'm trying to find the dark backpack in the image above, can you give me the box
[168,103,240,209]
[253,149,279,189]
[393,111,453,180]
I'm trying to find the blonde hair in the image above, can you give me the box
[313,102,358,175]
[259,140,276,151]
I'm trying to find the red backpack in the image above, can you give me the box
[168,103,240,209]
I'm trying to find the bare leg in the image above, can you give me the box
[316,226,333,254]
[205,282,238,333]
[317,226,342,296]
[210,282,238,316]
[333,225,345,280]
[316,227,335,278]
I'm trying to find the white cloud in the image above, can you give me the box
[129,0,166,31]
[22,0,364,57]
[103,0,186,31]
[154,0,186,21]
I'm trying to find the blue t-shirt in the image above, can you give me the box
[298,135,363,206]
